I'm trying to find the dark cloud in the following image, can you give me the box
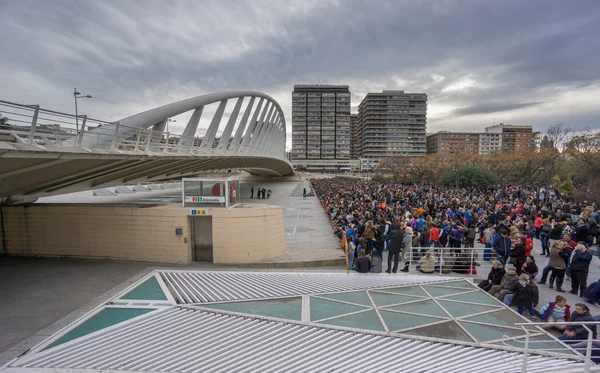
[0,0,599,146]
[452,102,545,117]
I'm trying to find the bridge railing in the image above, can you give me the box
[0,99,284,159]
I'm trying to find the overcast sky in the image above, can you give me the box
[2,0,599,149]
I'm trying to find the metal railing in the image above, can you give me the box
[0,98,285,159]
[405,246,495,276]
[515,321,600,373]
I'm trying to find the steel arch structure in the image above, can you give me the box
[0,92,294,203]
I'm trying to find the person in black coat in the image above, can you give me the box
[373,228,385,261]
[549,222,563,241]
[479,261,506,292]
[510,274,537,319]
[386,226,404,274]
[559,303,597,342]
[570,244,593,297]
[355,249,371,273]
[574,219,591,244]
[509,238,527,274]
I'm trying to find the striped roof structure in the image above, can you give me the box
[5,270,596,373]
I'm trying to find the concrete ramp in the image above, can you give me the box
[115,186,135,194]
[132,185,151,192]
[93,189,116,197]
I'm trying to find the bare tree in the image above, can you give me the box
[545,123,573,152]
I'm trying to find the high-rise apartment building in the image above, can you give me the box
[350,113,359,159]
[357,90,427,170]
[291,85,355,171]
[426,124,537,155]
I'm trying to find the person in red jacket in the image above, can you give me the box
[430,225,440,248]
[525,235,534,257]
[534,213,544,239]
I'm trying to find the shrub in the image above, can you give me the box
[439,167,499,188]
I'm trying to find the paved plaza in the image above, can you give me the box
[239,180,340,251]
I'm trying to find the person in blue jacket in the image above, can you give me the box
[583,280,600,308]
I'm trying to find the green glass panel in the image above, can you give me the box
[438,300,502,318]
[46,308,153,349]
[385,300,448,318]
[421,286,468,297]
[378,286,428,297]
[320,291,373,306]
[310,297,369,321]
[463,309,529,328]
[442,291,501,306]
[202,298,302,320]
[459,321,526,342]
[320,310,384,332]
[380,310,440,331]
[406,321,474,342]
[429,280,476,289]
[121,276,167,301]
[370,292,423,307]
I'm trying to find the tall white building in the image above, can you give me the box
[357,90,427,170]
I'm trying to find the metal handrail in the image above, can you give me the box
[515,321,600,373]
[1,96,287,161]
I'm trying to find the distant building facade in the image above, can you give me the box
[357,90,427,170]
[485,123,538,152]
[426,124,537,155]
[426,132,481,155]
[291,85,351,171]
[350,113,359,159]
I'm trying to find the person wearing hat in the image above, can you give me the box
[489,265,519,302]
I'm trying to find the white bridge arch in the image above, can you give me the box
[0,92,294,203]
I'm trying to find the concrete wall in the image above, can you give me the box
[210,205,287,264]
[0,204,287,264]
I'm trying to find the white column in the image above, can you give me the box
[253,109,278,155]
[243,101,271,154]
[216,97,243,154]
[199,100,228,152]
[239,98,265,151]
[249,103,275,151]
[178,107,203,152]
[229,96,255,152]
[258,111,279,155]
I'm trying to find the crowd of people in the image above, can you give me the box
[312,179,600,346]
[250,186,272,199]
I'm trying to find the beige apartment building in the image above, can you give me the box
[357,90,427,170]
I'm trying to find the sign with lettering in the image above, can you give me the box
[184,196,225,203]
[190,209,209,215]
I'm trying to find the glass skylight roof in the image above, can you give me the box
[25,272,577,368]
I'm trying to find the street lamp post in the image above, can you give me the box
[73,88,92,134]
[166,118,176,133]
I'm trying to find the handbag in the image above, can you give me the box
[467,265,477,275]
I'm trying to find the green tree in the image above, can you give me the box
[439,167,499,188]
